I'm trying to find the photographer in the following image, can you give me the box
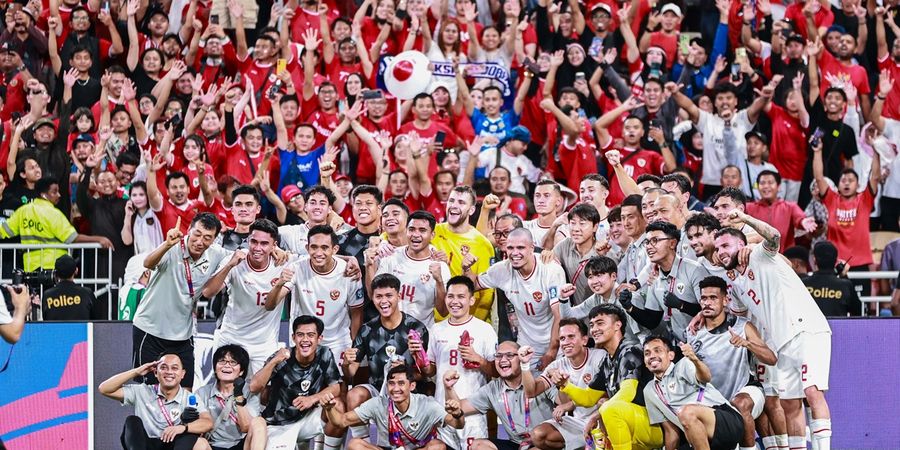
[0,284,30,344]
[802,242,862,317]
[41,255,96,321]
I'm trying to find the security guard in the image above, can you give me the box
[42,255,96,320]
[0,178,112,272]
[803,242,862,317]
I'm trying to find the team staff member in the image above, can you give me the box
[552,204,603,306]
[321,365,466,450]
[642,335,745,450]
[41,255,96,320]
[98,354,214,449]
[559,256,642,345]
[132,213,229,388]
[557,305,662,450]
[689,276,777,450]
[250,316,344,450]
[803,242,862,316]
[0,177,112,272]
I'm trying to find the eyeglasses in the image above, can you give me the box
[642,237,675,247]
[216,359,240,367]
[493,230,512,238]
[494,352,518,361]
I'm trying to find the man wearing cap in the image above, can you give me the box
[0,2,47,73]
[638,3,682,69]
[803,242,862,317]
[730,130,780,201]
[279,184,305,225]
[746,170,816,252]
[41,255,96,320]
[472,125,542,196]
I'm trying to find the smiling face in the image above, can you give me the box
[643,339,674,376]
[504,232,534,270]
[385,370,415,404]
[589,312,621,347]
[644,229,675,264]
[757,174,779,201]
[494,341,521,378]
[559,323,588,359]
[686,225,714,258]
[381,204,408,235]
[187,222,218,257]
[714,233,744,270]
[156,354,186,389]
[445,189,475,227]
[292,323,322,360]
[352,193,380,227]
[96,171,118,196]
[714,91,738,119]
[306,233,337,270]
[130,185,148,209]
[305,192,331,224]
[247,229,275,266]
[214,351,244,382]
[586,270,615,296]
[482,88,503,116]
[569,215,598,246]
[167,176,189,205]
[407,218,434,253]
[373,285,400,318]
[609,219,628,246]
[445,283,475,320]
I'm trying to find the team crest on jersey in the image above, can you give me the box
[330,290,340,300]
[409,420,420,431]
[386,345,397,358]
[675,283,685,295]
[171,408,181,418]
[533,291,543,302]
[637,158,646,168]
[726,270,737,281]
[199,262,210,274]
[667,381,676,391]
[301,379,311,392]
[747,269,755,281]
[420,273,432,283]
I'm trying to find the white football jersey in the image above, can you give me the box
[376,247,451,328]
[216,257,284,352]
[289,256,364,351]
[542,348,608,419]
[279,223,311,255]
[727,245,831,350]
[477,257,565,356]
[427,316,498,402]
[524,220,553,247]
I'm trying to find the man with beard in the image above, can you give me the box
[251,315,344,450]
[688,276,778,450]
[342,274,430,442]
[684,212,725,277]
[132,213,228,388]
[370,211,451,328]
[556,304,662,450]
[710,188,762,244]
[465,228,563,369]
[443,341,557,450]
[714,210,833,450]
[432,186,495,322]
[424,276,498,448]
[667,81,771,200]
[523,180,563,246]
[195,345,268,450]
[280,186,348,256]
[642,335,745,450]
[267,225,364,362]
[746,171,816,252]
[323,364,465,450]
[552,204,601,304]
[521,320,607,450]
[202,219,287,374]
[190,22,239,89]
[618,221,707,342]
[814,28,872,119]
[99,354,214,448]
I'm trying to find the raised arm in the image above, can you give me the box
[200,250,245,298]
[728,209,781,253]
[98,362,159,401]
[807,40,821,103]
[125,0,141,71]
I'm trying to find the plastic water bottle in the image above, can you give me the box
[188,394,197,407]
[459,330,480,369]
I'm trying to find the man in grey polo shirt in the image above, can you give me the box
[552,203,602,305]
[132,213,230,388]
[642,335,744,450]
[443,341,556,450]
[617,195,648,287]
[559,256,641,345]
[321,364,465,450]
[98,353,214,449]
[619,221,707,342]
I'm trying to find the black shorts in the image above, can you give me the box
[709,404,745,450]
[132,326,195,389]
[489,438,521,450]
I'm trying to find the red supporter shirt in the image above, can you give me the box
[397,120,459,177]
[822,187,875,265]
[290,6,340,44]
[193,41,240,89]
[766,105,807,181]
[0,71,26,121]
[157,199,204,234]
[601,140,665,206]
[358,113,397,184]
[783,2,834,40]
[878,55,900,120]
[745,199,806,251]
[418,190,446,223]
[817,50,870,97]
[223,142,281,187]
[648,32,678,69]
[304,109,341,150]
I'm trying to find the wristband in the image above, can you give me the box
[235,397,247,406]
[520,361,531,371]
[452,411,464,419]
[877,95,887,101]
[183,424,189,434]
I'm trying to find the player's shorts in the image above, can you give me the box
[735,384,766,419]
[542,415,587,450]
[455,413,488,450]
[266,407,324,450]
[356,383,381,399]
[213,330,280,376]
[776,331,831,399]
[709,404,744,450]
[755,363,779,397]
[322,338,351,368]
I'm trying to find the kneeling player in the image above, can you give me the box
[688,276,777,450]
[643,335,744,450]
[321,365,466,450]
[249,316,343,450]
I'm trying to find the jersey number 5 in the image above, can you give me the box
[315,300,325,316]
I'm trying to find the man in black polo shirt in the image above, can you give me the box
[250,315,343,450]
[803,242,862,316]
[42,255,95,320]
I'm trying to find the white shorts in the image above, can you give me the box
[543,416,588,450]
[735,385,766,419]
[213,331,280,376]
[776,331,831,399]
[755,362,779,397]
[455,414,489,450]
[266,406,324,449]
[323,339,351,367]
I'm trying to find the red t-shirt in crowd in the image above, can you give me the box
[817,49,870,97]
[767,105,807,181]
[745,199,806,251]
[157,199,204,234]
[357,113,397,184]
[304,109,341,150]
[822,187,875,266]
[601,140,665,206]
[397,120,460,178]
[878,55,900,120]
[783,2,834,40]
[223,142,281,187]
[418,189,447,223]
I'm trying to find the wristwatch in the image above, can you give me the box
[235,396,247,407]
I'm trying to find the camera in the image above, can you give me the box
[12,269,55,288]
